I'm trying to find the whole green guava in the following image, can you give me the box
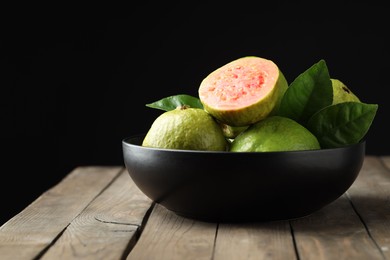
[142,106,228,151]
[230,116,320,152]
[331,78,360,104]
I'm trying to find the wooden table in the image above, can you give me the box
[1,155,389,260]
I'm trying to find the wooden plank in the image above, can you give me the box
[214,221,296,260]
[40,169,153,260]
[126,204,217,260]
[380,155,390,170]
[0,166,122,260]
[346,155,390,258]
[291,194,383,259]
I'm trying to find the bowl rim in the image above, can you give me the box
[122,133,366,155]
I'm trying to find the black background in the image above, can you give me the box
[1,2,389,225]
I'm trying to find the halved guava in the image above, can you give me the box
[198,56,288,126]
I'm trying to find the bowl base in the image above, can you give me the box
[170,206,316,223]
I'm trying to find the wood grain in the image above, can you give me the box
[214,221,296,260]
[126,204,217,260]
[0,166,122,260]
[291,195,383,260]
[289,155,390,259]
[40,169,153,260]
[380,155,390,170]
[1,156,389,259]
[346,155,390,258]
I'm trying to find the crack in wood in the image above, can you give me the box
[94,216,140,227]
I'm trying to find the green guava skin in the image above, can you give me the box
[199,57,289,127]
[331,78,361,104]
[142,107,228,151]
[230,116,321,152]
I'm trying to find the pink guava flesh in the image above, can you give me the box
[198,56,288,126]
[199,57,278,111]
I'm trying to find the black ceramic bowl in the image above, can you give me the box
[122,134,365,222]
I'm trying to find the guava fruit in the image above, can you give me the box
[331,78,360,104]
[198,56,288,127]
[142,106,228,151]
[230,116,320,152]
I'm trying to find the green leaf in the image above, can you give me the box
[306,102,378,148]
[278,59,333,126]
[146,94,203,111]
